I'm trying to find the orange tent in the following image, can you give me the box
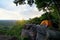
[40,20,52,27]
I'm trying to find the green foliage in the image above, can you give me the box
[13,0,25,6]
[35,0,51,10]
[29,17,41,24]
[28,12,59,30]
[13,0,34,6]
[28,12,49,24]
[6,20,27,40]
[7,25,23,40]
[0,20,28,40]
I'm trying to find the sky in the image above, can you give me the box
[0,0,44,20]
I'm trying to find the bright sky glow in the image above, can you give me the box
[0,0,44,20]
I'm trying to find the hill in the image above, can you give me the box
[0,20,16,30]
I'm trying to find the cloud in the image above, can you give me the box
[21,9,44,19]
[0,8,44,20]
[0,8,23,20]
[0,0,45,20]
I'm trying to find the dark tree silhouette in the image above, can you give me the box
[13,0,60,30]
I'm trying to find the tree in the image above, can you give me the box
[28,17,41,24]
[13,0,60,10]
[13,0,60,29]
[13,0,34,6]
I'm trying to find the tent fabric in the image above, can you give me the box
[40,20,52,27]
